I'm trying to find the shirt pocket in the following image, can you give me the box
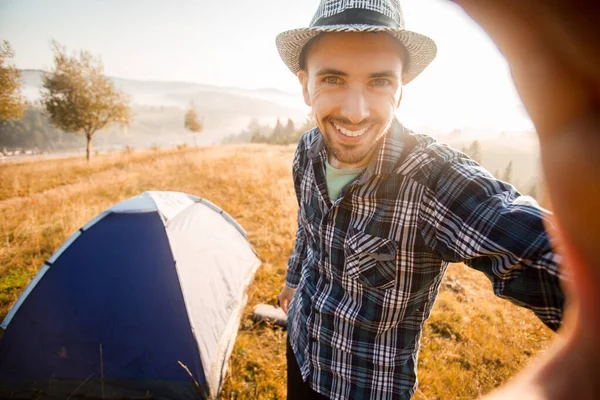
[344,229,398,290]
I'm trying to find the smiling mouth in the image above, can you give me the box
[332,121,371,138]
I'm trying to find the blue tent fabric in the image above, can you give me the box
[0,192,260,399]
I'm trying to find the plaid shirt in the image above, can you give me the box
[286,120,564,400]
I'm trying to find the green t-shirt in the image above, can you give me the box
[325,159,367,202]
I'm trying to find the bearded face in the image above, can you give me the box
[298,32,404,168]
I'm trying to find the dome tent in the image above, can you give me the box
[0,191,260,399]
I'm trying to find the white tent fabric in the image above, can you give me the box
[166,201,260,394]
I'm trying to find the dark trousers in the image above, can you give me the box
[287,336,329,400]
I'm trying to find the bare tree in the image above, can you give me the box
[41,41,130,161]
[184,104,203,147]
[0,41,26,122]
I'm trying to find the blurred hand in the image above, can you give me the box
[278,285,296,315]
[450,0,600,398]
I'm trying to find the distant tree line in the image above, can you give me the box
[224,116,316,145]
[2,39,210,160]
[0,106,84,151]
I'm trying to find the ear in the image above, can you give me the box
[297,70,311,107]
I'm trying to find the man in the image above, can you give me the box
[275,1,565,399]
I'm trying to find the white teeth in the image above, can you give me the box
[333,123,369,137]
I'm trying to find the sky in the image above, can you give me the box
[0,0,535,133]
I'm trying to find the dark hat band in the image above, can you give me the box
[312,9,399,28]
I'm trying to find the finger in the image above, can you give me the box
[281,299,289,315]
[540,113,600,274]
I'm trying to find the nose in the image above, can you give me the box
[340,86,370,125]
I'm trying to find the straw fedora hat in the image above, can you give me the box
[276,0,437,84]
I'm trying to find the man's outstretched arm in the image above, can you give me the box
[419,157,564,330]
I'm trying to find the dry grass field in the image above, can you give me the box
[0,145,554,399]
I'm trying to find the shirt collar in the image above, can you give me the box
[308,118,406,182]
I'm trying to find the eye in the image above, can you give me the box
[323,76,343,85]
[370,78,392,87]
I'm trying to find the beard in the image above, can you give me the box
[319,116,393,165]
[322,134,378,165]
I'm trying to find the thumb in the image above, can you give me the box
[281,298,289,315]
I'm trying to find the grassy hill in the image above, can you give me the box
[0,145,553,399]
